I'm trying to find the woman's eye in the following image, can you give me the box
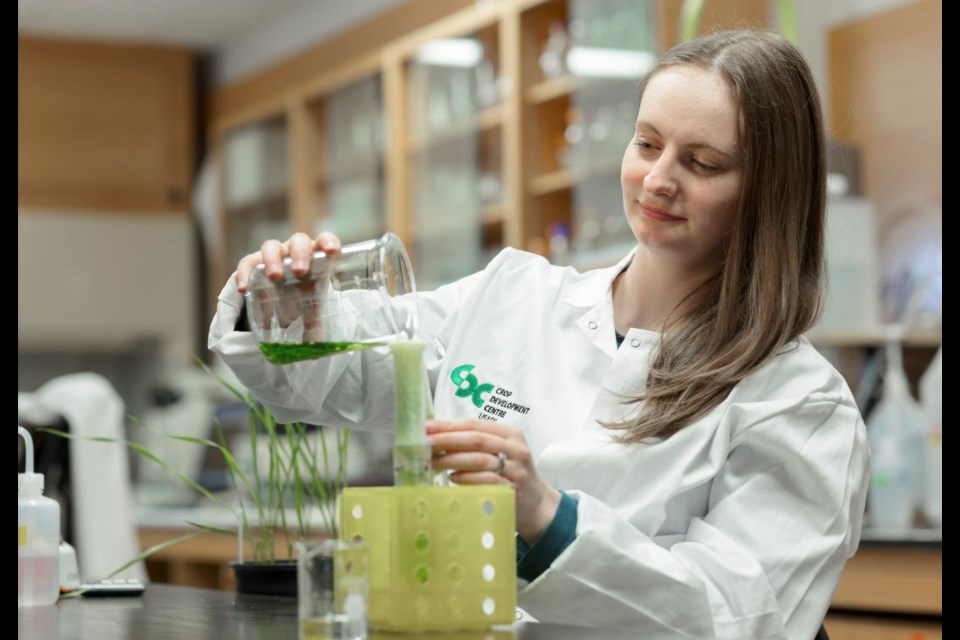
[634,140,655,151]
[692,159,720,173]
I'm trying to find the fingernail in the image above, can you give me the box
[293,260,307,272]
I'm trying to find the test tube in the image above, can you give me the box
[390,341,433,485]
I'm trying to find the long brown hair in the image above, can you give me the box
[611,30,827,443]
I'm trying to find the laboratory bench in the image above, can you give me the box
[136,505,334,591]
[137,512,942,640]
[20,583,658,640]
[825,530,941,640]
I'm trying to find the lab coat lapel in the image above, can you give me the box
[561,248,635,359]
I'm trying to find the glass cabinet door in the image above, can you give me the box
[223,114,290,268]
[404,25,504,289]
[523,0,656,269]
[568,0,655,264]
[304,75,387,245]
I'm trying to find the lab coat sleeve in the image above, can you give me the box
[207,270,483,430]
[518,395,869,640]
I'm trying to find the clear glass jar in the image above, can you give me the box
[245,232,418,364]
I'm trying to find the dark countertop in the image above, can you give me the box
[858,526,942,549]
[18,584,644,640]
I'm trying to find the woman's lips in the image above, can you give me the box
[639,202,684,222]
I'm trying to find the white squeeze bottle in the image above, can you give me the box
[18,426,61,607]
[866,341,926,529]
[920,347,942,527]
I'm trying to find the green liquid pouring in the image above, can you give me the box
[259,341,385,365]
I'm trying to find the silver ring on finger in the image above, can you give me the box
[495,451,507,476]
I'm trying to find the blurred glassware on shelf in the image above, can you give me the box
[919,347,942,528]
[819,197,882,333]
[539,21,570,79]
[879,198,942,332]
[866,339,926,530]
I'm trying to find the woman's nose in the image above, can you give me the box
[643,156,679,198]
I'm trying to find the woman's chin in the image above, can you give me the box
[633,226,682,252]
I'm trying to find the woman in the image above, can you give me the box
[211,31,868,639]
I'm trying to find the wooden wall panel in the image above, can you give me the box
[825,615,941,640]
[831,546,941,616]
[829,0,942,229]
[18,36,195,213]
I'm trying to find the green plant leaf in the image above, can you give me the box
[193,356,249,404]
[182,520,237,536]
[160,431,256,501]
[43,428,234,515]
[84,528,215,592]
[51,357,352,572]
[679,0,707,42]
[774,0,799,44]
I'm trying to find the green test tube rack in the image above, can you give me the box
[340,484,517,632]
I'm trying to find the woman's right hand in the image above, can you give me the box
[235,231,342,293]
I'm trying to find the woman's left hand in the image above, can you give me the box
[426,419,562,544]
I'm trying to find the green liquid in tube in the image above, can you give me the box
[258,341,385,365]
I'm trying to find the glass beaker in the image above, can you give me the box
[297,539,369,640]
[245,232,418,364]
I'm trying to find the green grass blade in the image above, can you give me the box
[43,428,233,513]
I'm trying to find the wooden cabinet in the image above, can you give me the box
[385,2,508,288]
[826,544,942,640]
[208,0,768,287]
[139,527,297,591]
[824,618,941,640]
[18,36,195,214]
[517,0,659,270]
[809,333,940,405]
[832,545,941,616]
[301,74,387,246]
[221,114,291,268]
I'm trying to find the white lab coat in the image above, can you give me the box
[209,247,869,640]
